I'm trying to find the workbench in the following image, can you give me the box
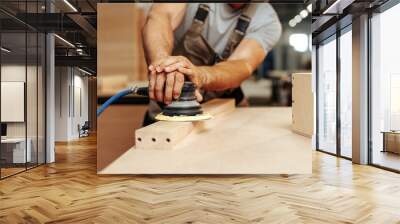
[97,99,312,174]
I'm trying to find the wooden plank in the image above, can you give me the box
[200,98,235,117]
[135,122,193,150]
[99,107,312,174]
[292,73,314,137]
[135,99,235,150]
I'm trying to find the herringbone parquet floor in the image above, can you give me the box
[1,135,400,224]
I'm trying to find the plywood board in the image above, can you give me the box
[99,107,312,174]
[135,99,235,150]
[292,73,314,137]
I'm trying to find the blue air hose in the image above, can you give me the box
[97,88,133,117]
[97,86,148,117]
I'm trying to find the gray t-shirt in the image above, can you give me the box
[174,3,282,55]
[148,3,282,120]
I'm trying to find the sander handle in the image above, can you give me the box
[134,86,149,97]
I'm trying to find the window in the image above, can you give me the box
[370,2,400,171]
[317,37,337,154]
[339,28,352,158]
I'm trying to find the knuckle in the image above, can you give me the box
[177,67,185,72]
[176,73,184,82]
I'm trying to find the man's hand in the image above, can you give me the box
[148,70,184,105]
[150,56,206,88]
[148,56,205,104]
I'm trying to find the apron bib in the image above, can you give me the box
[144,4,255,125]
[173,4,256,104]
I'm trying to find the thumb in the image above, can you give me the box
[195,89,203,102]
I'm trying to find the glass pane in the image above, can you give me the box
[340,30,352,158]
[38,33,45,165]
[26,0,39,169]
[27,31,38,169]
[371,4,400,171]
[317,38,337,154]
[1,30,28,177]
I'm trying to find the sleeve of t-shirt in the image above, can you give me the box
[244,4,282,54]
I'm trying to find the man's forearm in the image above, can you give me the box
[199,60,253,91]
[142,14,174,64]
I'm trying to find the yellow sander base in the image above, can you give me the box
[155,113,213,122]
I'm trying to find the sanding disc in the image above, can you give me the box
[155,113,212,122]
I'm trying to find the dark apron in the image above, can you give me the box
[143,4,255,126]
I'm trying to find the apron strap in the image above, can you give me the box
[188,4,210,35]
[221,4,257,59]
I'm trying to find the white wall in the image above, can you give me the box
[1,82,25,122]
[1,65,35,138]
[55,67,69,141]
[55,67,89,141]
[74,73,89,124]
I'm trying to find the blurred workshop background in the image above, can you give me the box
[97,3,312,107]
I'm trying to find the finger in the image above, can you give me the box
[195,89,203,102]
[148,64,155,71]
[159,56,185,71]
[164,73,175,104]
[173,72,185,100]
[148,70,156,100]
[156,65,163,73]
[177,67,194,76]
[155,73,166,102]
[164,61,189,73]
[151,58,168,73]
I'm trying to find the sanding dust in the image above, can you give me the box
[155,113,212,122]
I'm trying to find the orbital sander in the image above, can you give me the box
[154,82,212,121]
[97,81,212,122]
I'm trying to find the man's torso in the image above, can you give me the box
[173,3,277,56]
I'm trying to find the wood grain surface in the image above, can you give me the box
[100,104,312,174]
[97,3,148,97]
[292,73,314,137]
[135,99,235,150]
